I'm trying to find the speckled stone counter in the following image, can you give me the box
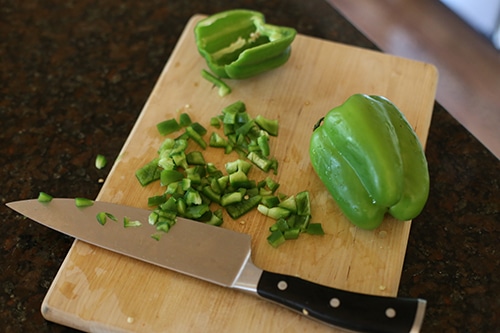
[1,1,498,332]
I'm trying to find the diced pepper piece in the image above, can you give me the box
[96,212,108,226]
[206,211,223,226]
[275,218,290,232]
[190,122,208,136]
[179,113,192,127]
[148,211,159,225]
[255,115,278,136]
[203,186,222,204]
[157,209,177,223]
[228,170,253,189]
[206,163,222,177]
[265,177,280,193]
[160,169,184,186]
[222,101,246,121]
[185,188,202,205]
[158,138,176,153]
[226,195,262,219]
[171,152,188,169]
[217,175,229,190]
[95,154,107,169]
[165,182,180,195]
[135,158,162,186]
[209,132,229,148]
[257,204,291,220]
[75,197,93,208]
[185,126,207,149]
[267,230,286,248]
[296,191,311,216]
[261,195,280,208]
[221,191,243,206]
[186,151,206,165]
[257,134,270,157]
[284,228,301,240]
[148,194,167,207]
[234,119,255,136]
[37,192,53,203]
[157,118,181,136]
[247,151,272,172]
[123,216,142,228]
[184,204,210,219]
[225,159,252,174]
[151,232,163,241]
[160,196,178,212]
[306,223,325,235]
[278,195,297,213]
[210,116,221,128]
[180,178,192,191]
[96,212,117,226]
[293,214,311,232]
[155,221,172,233]
[176,198,187,215]
[170,138,188,155]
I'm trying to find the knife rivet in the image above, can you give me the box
[385,307,396,318]
[329,298,340,308]
[277,280,288,291]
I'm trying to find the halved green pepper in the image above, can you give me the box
[194,9,297,79]
[309,94,429,229]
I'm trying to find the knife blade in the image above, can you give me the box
[7,198,426,333]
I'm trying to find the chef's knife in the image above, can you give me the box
[7,198,426,333]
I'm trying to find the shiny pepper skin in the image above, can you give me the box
[309,94,430,229]
[194,9,297,79]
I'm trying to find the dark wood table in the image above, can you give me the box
[1,1,498,332]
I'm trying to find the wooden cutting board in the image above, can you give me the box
[42,15,437,332]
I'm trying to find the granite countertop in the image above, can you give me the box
[1,1,498,332]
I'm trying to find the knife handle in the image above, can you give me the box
[257,270,426,333]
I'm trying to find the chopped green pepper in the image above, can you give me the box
[75,197,94,208]
[95,154,107,169]
[157,118,181,136]
[123,216,142,228]
[306,223,325,235]
[37,192,53,203]
[185,125,207,149]
[135,157,162,186]
[257,204,291,220]
[96,212,108,225]
[135,105,321,248]
[201,69,232,97]
[94,210,117,225]
[255,115,278,136]
[194,9,297,79]
[267,230,286,248]
[178,113,192,127]
[309,94,429,229]
[226,194,262,219]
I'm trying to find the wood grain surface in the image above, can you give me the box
[41,15,437,332]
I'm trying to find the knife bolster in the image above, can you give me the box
[233,259,263,294]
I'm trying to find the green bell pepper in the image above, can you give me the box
[309,94,429,229]
[194,9,297,79]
